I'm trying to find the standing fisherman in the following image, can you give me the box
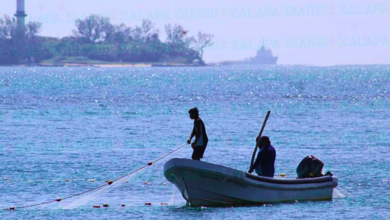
[187,108,208,160]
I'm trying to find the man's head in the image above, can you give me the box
[188,107,199,119]
[258,136,271,148]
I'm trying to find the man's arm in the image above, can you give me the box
[187,129,195,144]
[191,120,201,147]
[249,149,265,173]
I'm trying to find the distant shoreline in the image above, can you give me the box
[0,63,204,68]
[2,63,390,68]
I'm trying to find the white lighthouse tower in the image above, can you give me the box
[15,0,27,38]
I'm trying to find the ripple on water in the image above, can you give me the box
[0,66,389,218]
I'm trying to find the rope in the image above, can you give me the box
[2,143,187,211]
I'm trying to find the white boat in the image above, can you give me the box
[164,158,338,207]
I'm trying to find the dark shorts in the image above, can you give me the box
[191,143,207,160]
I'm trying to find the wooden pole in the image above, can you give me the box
[249,111,271,171]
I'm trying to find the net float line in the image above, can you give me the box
[2,143,187,211]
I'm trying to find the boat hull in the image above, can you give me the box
[164,158,338,207]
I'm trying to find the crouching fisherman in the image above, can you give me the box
[248,136,276,177]
[187,107,208,161]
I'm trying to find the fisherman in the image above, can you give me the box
[248,136,276,177]
[187,107,208,161]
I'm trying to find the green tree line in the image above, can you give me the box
[0,14,213,65]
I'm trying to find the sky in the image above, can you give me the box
[1,0,390,65]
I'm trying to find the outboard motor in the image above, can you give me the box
[296,155,324,178]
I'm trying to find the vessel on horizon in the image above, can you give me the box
[221,43,278,65]
[246,45,278,65]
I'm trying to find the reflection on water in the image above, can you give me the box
[0,66,389,219]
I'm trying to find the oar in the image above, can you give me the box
[249,111,271,170]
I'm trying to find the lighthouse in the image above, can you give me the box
[15,0,27,38]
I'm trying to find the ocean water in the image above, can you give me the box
[0,65,389,219]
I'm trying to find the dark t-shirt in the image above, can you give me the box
[252,145,276,177]
[192,118,208,146]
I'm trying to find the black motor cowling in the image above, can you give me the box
[296,155,324,178]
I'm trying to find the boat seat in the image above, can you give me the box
[246,173,333,184]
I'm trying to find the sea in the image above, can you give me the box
[0,65,389,219]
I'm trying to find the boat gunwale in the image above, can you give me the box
[164,158,336,184]
[165,166,337,191]
[245,173,334,184]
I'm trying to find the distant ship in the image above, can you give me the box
[246,46,278,65]
[220,45,278,66]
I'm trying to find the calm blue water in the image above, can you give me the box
[0,66,389,219]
